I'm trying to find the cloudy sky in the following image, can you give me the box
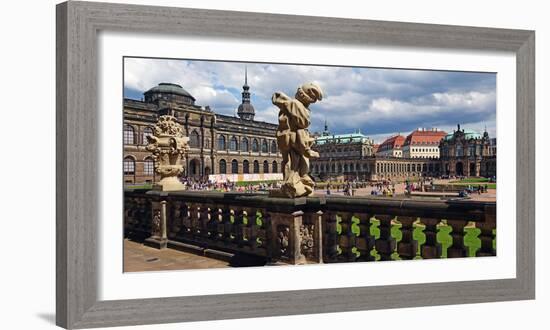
[124,57,496,143]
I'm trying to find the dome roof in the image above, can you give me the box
[444,129,482,141]
[144,83,195,101]
[238,103,255,113]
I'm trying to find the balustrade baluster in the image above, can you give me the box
[396,216,416,260]
[220,206,233,245]
[168,201,181,238]
[189,204,201,241]
[233,208,245,248]
[475,222,496,256]
[420,218,440,259]
[355,213,374,262]
[179,202,192,239]
[199,205,211,240]
[338,212,356,262]
[373,215,394,261]
[207,206,221,241]
[446,220,467,258]
[244,208,257,250]
[323,212,339,263]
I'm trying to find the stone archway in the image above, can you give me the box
[469,163,476,177]
[455,162,464,176]
[204,166,211,176]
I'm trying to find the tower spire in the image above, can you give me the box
[237,65,255,120]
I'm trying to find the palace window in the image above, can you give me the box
[142,127,153,145]
[241,138,249,152]
[218,135,226,150]
[230,136,238,151]
[219,159,227,174]
[263,160,269,173]
[123,157,135,175]
[231,159,238,174]
[261,140,268,153]
[272,161,278,173]
[456,144,463,157]
[271,140,277,153]
[189,130,200,148]
[124,124,135,145]
[144,158,154,176]
[243,160,250,174]
[253,160,260,173]
[252,139,259,152]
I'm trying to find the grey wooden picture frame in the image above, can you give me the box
[56,1,535,328]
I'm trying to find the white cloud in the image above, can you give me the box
[124,57,496,140]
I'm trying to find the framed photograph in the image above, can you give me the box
[56,1,535,328]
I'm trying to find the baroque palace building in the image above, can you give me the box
[311,124,496,181]
[123,71,282,184]
[440,125,496,177]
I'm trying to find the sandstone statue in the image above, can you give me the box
[145,115,189,191]
[271,83,323,198]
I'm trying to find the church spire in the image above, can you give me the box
[237,65,255,120]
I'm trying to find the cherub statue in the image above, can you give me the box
[271,83,323,198]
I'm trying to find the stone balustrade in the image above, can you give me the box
[124,189,496,265]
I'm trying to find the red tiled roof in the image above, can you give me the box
[403,129,447,146]
[378,135,405,152]
[373,144,380,153]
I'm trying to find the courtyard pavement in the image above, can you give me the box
[124,239,230,272]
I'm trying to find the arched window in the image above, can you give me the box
[204,137,210,149]
[263,160,269,173]
[124,125,135,145]
[241,138,249,152]
[253,160,260,173]
[219,159,227,174]
[143,157,154,176]
[261,140,268,153]
[252,139,259,152]
[230,136,238,151]
[231,159,238,174]
[272,161,278,173]
[271,140,277,153]
[332,164,336,173]
[123,157,135,175]
[344,164,349,172]
[243,160,250,174]
[142,127,153,145]
[218,135,226,150]
[189,130,200,148]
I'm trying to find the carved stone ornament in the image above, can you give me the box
[276,225,290,257]
[270,83,323,198]
[146,115,189,191]
[152,209,161,237]
[300,223,315,259]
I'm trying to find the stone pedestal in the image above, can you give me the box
[270,210,306,264]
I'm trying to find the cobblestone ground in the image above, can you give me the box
[124,239,230,272]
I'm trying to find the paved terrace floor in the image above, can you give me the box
[124,239,230,272]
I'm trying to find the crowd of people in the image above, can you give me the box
[178,177,279,193]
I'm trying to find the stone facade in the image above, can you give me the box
[439,125,495,177]
[310,125,496,181]
[123,77,282,185]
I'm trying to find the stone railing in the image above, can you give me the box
[124,189,496,265]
